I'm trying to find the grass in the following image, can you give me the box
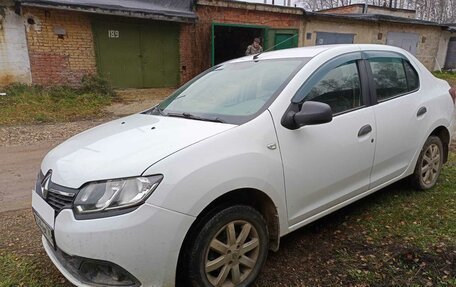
[330,154,456,286]
[0,76,117,125]
[353,154,456,249]
[433,70,456,86]
[0,254,66,287]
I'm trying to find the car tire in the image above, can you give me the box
[411,136,444,190]
[187,205,269,287]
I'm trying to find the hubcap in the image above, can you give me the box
[420,143,441,187]
[205,220,260,287]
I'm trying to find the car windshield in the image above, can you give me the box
[151,58,309,124]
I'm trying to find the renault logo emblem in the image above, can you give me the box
[41,171,52,199]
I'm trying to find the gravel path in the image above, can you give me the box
[0,118,114,147]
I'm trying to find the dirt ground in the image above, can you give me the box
[0,88,172,213]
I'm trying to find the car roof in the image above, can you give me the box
[229,44,408,63]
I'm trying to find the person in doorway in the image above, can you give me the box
[245,38,263,56]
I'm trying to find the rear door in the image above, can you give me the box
[365,51,426,187]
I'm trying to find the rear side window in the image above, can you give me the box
[304,61,363,114]
[403,60,419,91]
[368,57,408,101]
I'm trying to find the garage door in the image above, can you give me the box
[316,32,354,45]
[387,32,419,55]
[445,37,456,70]
[93,19,179,88]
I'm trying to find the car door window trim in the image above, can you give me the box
[289,52,370,120]
[362,50,421,104]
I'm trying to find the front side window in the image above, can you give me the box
[304,61,362,114]
[368,57,408,101]
[154,59,308,124]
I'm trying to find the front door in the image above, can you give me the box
[272,53,376,226]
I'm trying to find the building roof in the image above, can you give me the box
[317,3,416,14]
[18,0,197,22]
[307,11,446,28]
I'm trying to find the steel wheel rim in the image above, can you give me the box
[420,143,441,187]
[204,220,260,287]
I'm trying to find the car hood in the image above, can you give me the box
[41,114,235,188]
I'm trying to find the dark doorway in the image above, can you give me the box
[212,24,266,65]
[445,37,456,70]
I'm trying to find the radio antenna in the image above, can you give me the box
[253,33,299,60]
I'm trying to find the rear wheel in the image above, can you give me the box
[187,205,269,287]
[411,136,444,190]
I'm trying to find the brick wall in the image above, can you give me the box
[180,2,302,84]
[319,5,362,14]
[23,7,96,86]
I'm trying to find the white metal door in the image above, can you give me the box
[387,32,419,55]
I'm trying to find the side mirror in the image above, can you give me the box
[282,101,333,130]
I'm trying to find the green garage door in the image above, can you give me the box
[93,19,179,88]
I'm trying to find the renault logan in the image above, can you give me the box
[32,44,455,287]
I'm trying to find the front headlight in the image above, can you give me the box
[73,175,163,218]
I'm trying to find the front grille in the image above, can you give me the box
[35,170,78,213]
[46,189,75,212]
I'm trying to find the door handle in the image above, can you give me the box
[417,106,427,117]
[358,124,372,137]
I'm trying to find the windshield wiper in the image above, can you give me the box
[152,106,166,116]
[167,112,225,123]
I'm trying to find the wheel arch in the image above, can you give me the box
[430,126,450,164]
[175,188,280,286]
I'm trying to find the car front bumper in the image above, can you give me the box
[34,192,195,287]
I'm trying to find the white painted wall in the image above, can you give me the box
[0,7,31,85]
[435,30,455,71]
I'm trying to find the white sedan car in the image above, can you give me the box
[32,44,455,287]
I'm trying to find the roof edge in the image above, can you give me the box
[307,11,447,28]
[317,3,416,13]
[19,1,197,23]
[197,0,304,15]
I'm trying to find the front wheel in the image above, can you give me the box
[411,136,444,190]
[187,205,269,287]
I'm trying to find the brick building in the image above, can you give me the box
[303,12,451,70]
[180,0,304,84]
[17,0,196,88]
[0,0,455,88]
